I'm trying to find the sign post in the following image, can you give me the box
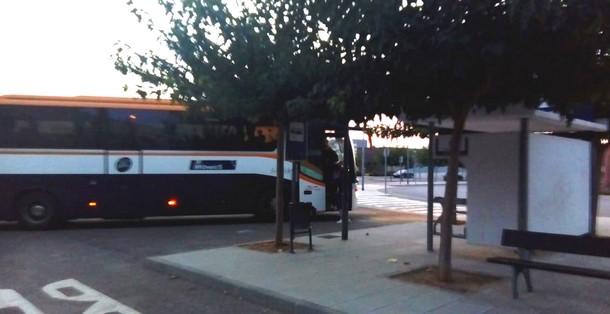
[361,146,365,191]
[406,147,410,184]
[383,147,389,194]
[399,155,404,183]
[286,121,307,248]
[353,139,367,191]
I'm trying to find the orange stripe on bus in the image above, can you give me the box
[0,95,183,111]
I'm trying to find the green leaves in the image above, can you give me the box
[322,0,610,123]
[114,0,610,126]
[115,0,324,122]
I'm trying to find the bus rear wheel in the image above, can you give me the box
[17,191,60,230]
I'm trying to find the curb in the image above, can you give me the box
[144,256,345,314]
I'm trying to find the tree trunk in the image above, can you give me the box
[275,121,286,248]
[438,107,468,282]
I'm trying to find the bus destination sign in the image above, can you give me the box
[190,160,237,171]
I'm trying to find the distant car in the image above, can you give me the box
[393,169,414,178]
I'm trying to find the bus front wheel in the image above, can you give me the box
[17,191,60,230]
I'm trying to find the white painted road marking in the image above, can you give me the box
[357,194,466,216]
[358,195,440,214]
[0,289,44,314]
[43,278,141,314]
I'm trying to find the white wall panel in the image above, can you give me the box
[528,135,590,235]
[462,133,520,246]
[461,133,591,246]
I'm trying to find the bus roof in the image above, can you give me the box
[0,95,184,111]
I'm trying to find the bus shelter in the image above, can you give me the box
[423,105,608,250]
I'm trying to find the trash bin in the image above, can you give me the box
[290,202,314,253]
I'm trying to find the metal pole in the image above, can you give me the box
[384,147,388,194]
[361,146,365,191]
[590,136,599,235]
[518,118,530,260]
[405,146,408,184]
[399,154,403,184]
[290,161,300,253]
[341,133,351,240]
[291,161,301,204]
[427,122,435,252]
[518,118,528,232]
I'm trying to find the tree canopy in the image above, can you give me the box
[115,0,351,247]
[116,0,610,280]
[319,0,610,281]
[116,0,343,122]
[116,0,610,124]
[320,0,610,121]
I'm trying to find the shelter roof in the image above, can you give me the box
[418,105,607,133]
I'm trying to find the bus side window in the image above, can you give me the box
[250,126,278,151]
[76,108,102,149]
[0,106,45,148]
[14,120,39,148]
[37,120,77,148]
[1,106,114,150]
[103,109,138,150]
[132,109,175,150]
[174,123,204,150]
[0,112,18,148]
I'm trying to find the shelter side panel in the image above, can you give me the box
[462,132,520,246]
[528,134,591,235]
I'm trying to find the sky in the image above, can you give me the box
[0,1,156,97]
[0,1,426,148]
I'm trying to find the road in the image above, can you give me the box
[358,175,610,217]
[0,205,424,314]
[3,178,607,313]
[358,175,467,202]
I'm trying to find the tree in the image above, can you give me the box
[115,0,610,280]
[320,0,610,281]
[115,0,335,248]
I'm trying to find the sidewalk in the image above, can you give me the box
[147,221,610,313]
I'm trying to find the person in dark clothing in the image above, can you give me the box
[322,139,340,210]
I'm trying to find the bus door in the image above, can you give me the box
[102,151,143,218]
[305,123,357,212]
[325,134,356,212]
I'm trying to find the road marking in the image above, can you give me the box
[358,194,466,216]
[43,279,141,314]
[358,195,439,213]
[0,290,43,314]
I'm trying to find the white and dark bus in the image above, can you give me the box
[0,95,356,229]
